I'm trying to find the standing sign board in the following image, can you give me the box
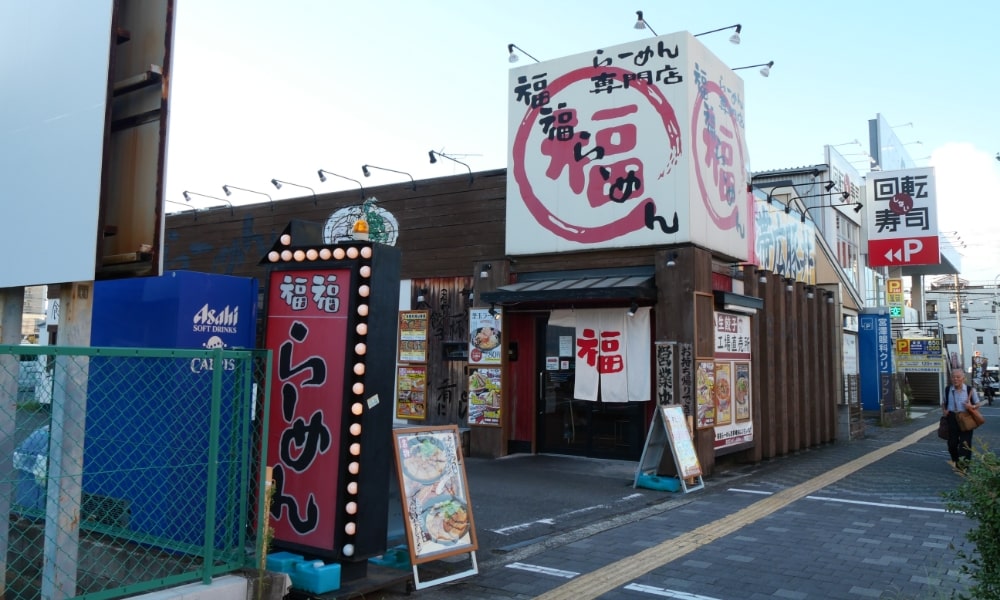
[634,405,704,494]
[262,238,401,570]
[393,425,478,589]
[865,167,940,268]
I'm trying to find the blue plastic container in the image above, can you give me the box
[635,473,682,492]
[289,560,341,594]
[265,551,303,574]
[369,545,411,570]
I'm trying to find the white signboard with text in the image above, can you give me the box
[865,167,939,267]
[506,31,750,259]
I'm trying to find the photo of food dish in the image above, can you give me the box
[735,363,750,422]
[421,496,470,544]
[401,436,449,484]
[714,363,732,425]
[472,326,501,351]
[695,362,715,427]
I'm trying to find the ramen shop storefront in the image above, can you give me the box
[483,270,656,460]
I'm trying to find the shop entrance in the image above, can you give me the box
[534,316,644,460]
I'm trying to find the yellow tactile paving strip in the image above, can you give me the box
[536,423,937,600]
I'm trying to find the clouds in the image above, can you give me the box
[933,143,1000,285]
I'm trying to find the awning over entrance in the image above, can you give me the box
[481,267,657,304]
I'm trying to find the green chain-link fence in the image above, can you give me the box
[0,345,271,599]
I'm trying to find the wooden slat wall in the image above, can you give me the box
[164,169,508,287]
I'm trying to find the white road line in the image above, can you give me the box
[624,583,722,599]
[805,495,951,513]
[506,562,578,579]
[729,488,951,513]
[490,496,640,534]
[727,488,772,495]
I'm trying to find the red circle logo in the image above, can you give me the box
[512,66,682,243]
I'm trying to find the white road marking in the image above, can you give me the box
[727,488,772,495]
[624,583,722,599]
[805,495,951,513]
[490,496,640,535]
[506,562,578,579]
[729,488,952,513]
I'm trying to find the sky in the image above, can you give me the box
[164,0,1000,286]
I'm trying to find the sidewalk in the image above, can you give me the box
[365,405,990,599]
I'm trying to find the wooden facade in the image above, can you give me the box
[164,168,841,475]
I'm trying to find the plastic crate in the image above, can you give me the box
[265,551,303,574]
[289,560,341,595]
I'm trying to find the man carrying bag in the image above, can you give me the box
[942,368,983,473]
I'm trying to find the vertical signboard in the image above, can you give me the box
[506,31,750,260]
[858,313,893,411]
[713,312,753,449]
[866,167,939,268]
[263,241,401,564]
[265,267,351,552]
[0,3,114,286]
[886,278,904,319]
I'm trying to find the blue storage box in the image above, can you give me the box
[290,560,341,595]
[265,551,303,573]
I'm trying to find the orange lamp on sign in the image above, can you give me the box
[352,217,370,241]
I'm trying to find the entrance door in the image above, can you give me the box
[534,316,643,460]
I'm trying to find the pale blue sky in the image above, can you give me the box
[165,0,1000,285]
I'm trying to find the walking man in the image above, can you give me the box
[942,368,981,472]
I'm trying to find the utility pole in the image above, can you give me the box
[955,273,964,371]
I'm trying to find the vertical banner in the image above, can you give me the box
[859,313,892,411]
[655,342,676,405]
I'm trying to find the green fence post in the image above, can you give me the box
[203,347,224,584]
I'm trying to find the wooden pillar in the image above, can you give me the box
[787,281,801,452]
[804,288,817,448]
[0,287,25,598]
[758,271,778,459]
[42,282,93,599]
[743,266,763,464]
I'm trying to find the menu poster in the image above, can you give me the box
[393,426,478,564]
[734,362,751,422]
[468,367,501,426]
[661,405,703,478]
[399,310,429,363]
[469,308,502,365]
[695,360,716,430]
[397,365,428,420]
[714,362,732,425]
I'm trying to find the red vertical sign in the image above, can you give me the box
[264,269,350,550]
